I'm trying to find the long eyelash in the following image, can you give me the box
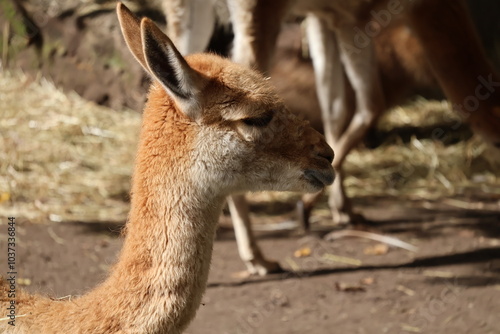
[241,112,273,127]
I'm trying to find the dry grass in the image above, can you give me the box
[376,98,453,131]
[346,99,500,200]
[0,71,140,223]
[1,71,499,224]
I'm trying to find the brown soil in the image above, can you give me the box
[2,195,500,334]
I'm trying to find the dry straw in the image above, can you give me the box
[1,71,140,223]
[345,99,500,200]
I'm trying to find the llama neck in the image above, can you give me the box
[100,174,225,333]
[89,98,226,333]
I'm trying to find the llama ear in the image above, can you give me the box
[116,3,149,72]
[140,18,207,120]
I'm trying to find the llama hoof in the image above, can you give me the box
[246,259,284,276]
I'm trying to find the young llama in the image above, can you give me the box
[0,4,334,334]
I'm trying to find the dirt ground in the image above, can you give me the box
[2,194,499,334]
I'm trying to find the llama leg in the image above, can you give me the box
[325,22,385,225]
[297,190,324,231]
[227,195,283,276]
[228,0,290,72]
[334,25,385,167]
[163,0,215,55]
[305,15,356,225]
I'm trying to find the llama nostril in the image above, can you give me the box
[318,151,334,164]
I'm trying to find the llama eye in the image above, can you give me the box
[241,112,273,127]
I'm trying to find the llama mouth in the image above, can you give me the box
[304,168,334,188]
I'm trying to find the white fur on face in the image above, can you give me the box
[189,125,324,196]
[189,127,244,195]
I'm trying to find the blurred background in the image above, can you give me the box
[1,1,500,333]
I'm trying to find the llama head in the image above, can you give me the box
[117,3,334,195]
